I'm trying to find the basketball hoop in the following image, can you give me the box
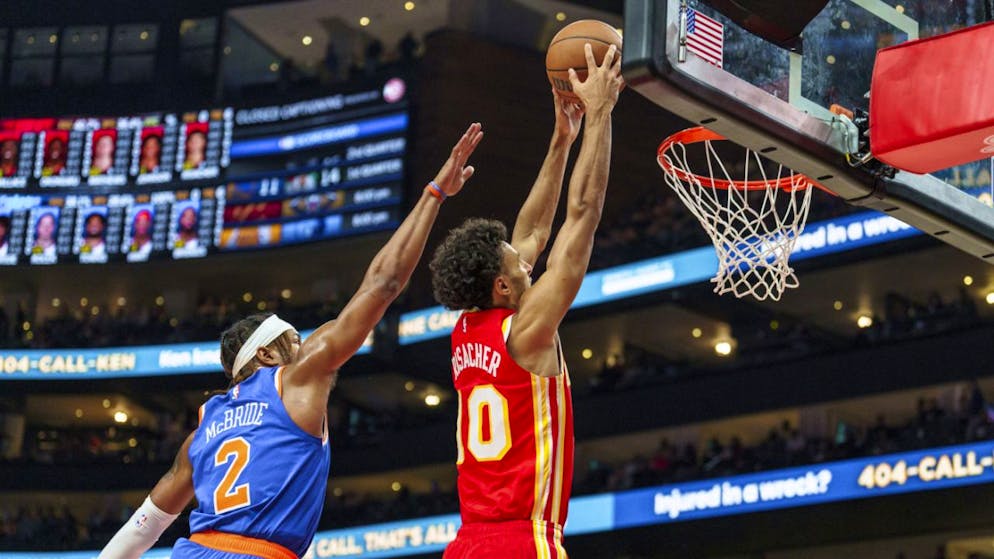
[658,127,818,301]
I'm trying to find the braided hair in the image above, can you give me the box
[219,313,297,386]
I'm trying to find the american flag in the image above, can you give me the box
[686,7,724,68]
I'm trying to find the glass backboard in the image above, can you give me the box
[622,0,994,262]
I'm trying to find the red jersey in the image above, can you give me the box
[451,308,574,531]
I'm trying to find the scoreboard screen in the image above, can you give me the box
[0,76,409,266]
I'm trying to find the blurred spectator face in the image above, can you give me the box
[1,140,18,163]
[36,214,55,243]
[185,132,206,168]
[179,207,197,231]
[141,135,161,171]
[85,214,105,239]
[134,211,151,236]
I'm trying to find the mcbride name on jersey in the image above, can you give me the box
[186,366,330,557]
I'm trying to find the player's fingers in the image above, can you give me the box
[601,44,617,70]
[461,166,475,182]
[583,43,596,71]
[567,68,581,88]
[610,48,622,74]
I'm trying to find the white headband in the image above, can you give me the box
[231,314,295,377]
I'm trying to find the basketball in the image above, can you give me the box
[546,20,623,101]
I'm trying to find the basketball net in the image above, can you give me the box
[658,127,815,302]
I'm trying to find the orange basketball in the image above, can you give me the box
[546,20,623,101]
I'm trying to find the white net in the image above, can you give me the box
[658,129,814,301]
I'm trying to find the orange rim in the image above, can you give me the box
[657,127,815,192]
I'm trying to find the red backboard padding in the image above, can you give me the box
[870,21,994,174]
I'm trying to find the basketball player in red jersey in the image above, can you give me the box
[97,123,483,559]
[430,45,623,558]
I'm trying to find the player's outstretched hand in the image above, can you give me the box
[567,44,624,114]
[432,122,484,198]
[553,89,584,144]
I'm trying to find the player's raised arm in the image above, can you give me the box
[289,123,483,379]
[510,92,583,266]
[509,44,623,365]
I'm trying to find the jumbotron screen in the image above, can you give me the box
[0,76,409,265]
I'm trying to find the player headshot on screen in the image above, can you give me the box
[90,134,115,175]
[139,134,162,174]
[81,212,107,255]
[99,123,484,559]
[429,46,622,559]
[32,212,58,256]
[0,215,10,256]
[183,130,207,170]
[0,139,19,177]
[129,209,153,257]
[42,137,67,176]
[176,206,199,248]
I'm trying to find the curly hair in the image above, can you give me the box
[220,313,297,386]
[430,218,508,311]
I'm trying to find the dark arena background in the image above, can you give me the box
[2,1,994,558]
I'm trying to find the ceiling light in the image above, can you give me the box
[21,321,30,332]
[691,327,702,338]
[257,301,267,311]
[714,341,733,356]
[155,296,165,306]
[242,292,253,302]
[113,411,128,423]
[117,297,126,306]
[391,481,402,491]
[404,381,415,392]
[281,289,292,300]
[169,318,179,327]
[333,487,343,497]
[48,34,57,44]
[581,348,593,359]
[555,12,567,21]
[139,30,149,41]
[769,320,780,331]
[128,437,138,447]
[90,306,100,316]
[359,17,371,27]
[269,62,279,72]
[102,399,111,409]
[80,297,88,307]
[404,1,415,10]
[74,409,83,418]
[833,300,843,311]
[425,394,441,407]
[964,275,974,286]
[301,35,313,46]
[52,298,60,307]
[986,292,994,305]
[857,315,873,328]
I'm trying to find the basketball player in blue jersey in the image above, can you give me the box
[98,123,484,559]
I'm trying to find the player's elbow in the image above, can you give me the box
[371,274,404,300]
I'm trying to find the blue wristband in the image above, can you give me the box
[427,180,447,201]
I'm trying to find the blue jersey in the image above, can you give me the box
[188,366,330,556]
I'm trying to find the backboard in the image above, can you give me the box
[622,0,994,262]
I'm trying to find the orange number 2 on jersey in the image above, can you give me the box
[213,437,251,514]
[457,384,511,463]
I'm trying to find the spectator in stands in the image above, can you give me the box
[398,32,418,62]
